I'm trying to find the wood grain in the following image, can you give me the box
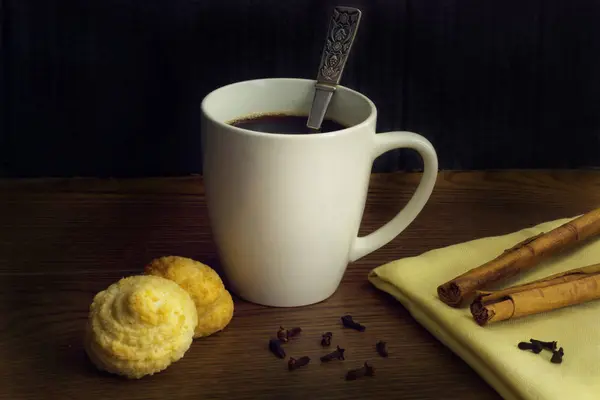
[1,171,600,399]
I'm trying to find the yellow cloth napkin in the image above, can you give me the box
[368,216,600,400]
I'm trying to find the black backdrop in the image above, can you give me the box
[2,0,600,177]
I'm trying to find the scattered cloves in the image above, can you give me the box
[321,332,333,347]
[345,362,375,381]
[376,341,388,357]
[269,339,286,359]
[278,326,302,342]
[320,345,345,362]
[530,338,558,352]
[551,347,564,364]
[518,341,543,354]
[288,356,311,371]
[341,315,366,332]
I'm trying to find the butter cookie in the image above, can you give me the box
[85,275,197,379]
[145,256,234,338]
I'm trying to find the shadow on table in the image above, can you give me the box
[0,274,130,388]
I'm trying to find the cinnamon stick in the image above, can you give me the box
[474,263,600,304]
[470,264,600,325]
[437,208,600,307]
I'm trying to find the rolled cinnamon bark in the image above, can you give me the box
[470,264,600,326]
[474,263,600,304]
[437,208,600,307]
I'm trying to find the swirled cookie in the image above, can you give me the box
[84,275,198,379]
[145,256,234,338]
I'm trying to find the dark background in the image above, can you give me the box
[2,0,600,177]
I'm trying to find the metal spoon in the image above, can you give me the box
[306,6,362,132]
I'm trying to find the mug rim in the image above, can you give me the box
[200,78,377,140]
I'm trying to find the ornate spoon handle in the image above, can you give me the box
[306,6,362,131]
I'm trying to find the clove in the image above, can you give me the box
[320,345,345,362]
[341,315,366,332]
[517,341,543,354]
[269,339,286,359]
[551,347,564,364]
[376,341,388,357]
[345,362,375,381]
[278,326,302,342]
[321,332,333,347]
[288,356,311,371]
[530,338,558,352]
[277,327,288,342]
[288,327,302,339]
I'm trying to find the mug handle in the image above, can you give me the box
[349,131,438,262]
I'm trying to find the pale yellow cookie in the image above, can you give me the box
[194,289,234,338]
[145,256,234,338]
[84,275,198,379]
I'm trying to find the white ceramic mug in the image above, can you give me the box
[201,78,438,307]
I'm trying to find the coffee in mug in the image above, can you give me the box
[229,113,346,134]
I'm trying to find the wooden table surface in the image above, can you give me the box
[2,170,600,400]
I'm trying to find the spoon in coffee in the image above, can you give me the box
[306,6,362,132]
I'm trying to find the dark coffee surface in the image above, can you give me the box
[230,114,347,134]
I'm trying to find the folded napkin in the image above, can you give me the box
[368,216,600,400]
